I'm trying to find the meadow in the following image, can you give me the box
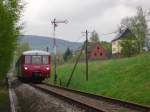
[49,52,150,106]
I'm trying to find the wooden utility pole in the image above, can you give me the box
[51,18,68,83]
[82,30,89,81]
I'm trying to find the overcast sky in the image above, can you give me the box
[22,0,150,42]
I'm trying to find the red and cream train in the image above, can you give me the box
[15,50,51,82]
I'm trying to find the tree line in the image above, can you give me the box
[0,0,23,80]
[120,7,150,57]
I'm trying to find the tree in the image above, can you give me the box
[0,0,23,80]
[121,7,150,53]
[16,42,31,59]
[120,39,139,57]
[101,41,112,58]
[63,48,72,62]
[57,52,64,65]
[89,30,100,42]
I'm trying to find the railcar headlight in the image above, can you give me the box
[46,67,50,70]
[24,67,28,70]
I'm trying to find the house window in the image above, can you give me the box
[94,53,97,56]
[113,42,116,45]
[100,53,103,56]
[113,48,116,51]
[97,46,100,50]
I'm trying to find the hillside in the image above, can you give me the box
[49,53,150,106]
[19,35,82,53]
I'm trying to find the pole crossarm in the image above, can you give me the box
[51,20,68,24]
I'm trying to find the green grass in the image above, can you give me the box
[0,84,10,112]
[49,52,150,106]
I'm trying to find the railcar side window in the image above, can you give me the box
[43,56,48,64]
[32,56,42,64]
[25,56,31,64]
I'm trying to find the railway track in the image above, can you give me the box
[30,83,150,112]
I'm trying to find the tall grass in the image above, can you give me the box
[49,52,150,106]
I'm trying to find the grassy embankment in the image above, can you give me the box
[0,82,10,112]
[49,52,150,106]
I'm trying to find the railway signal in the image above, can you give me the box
[51,18,68,83]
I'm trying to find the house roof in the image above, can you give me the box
[111,28,135,42]
[74,42,105,53]
[87,42,104,53]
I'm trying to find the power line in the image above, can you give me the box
[74,35,86,42]
[100,31,118,36]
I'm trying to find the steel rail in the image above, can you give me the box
[30,83,150,112]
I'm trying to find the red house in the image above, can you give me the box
[87,42,107,60]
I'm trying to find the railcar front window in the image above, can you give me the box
[32,56,42,64]
[25,56,31,64]
[43,56,48,64]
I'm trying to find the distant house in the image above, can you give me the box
[73,42,107,60]
[111,28,136,57]
[87,42,107,60]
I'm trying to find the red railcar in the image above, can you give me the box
[15,50,51,82]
